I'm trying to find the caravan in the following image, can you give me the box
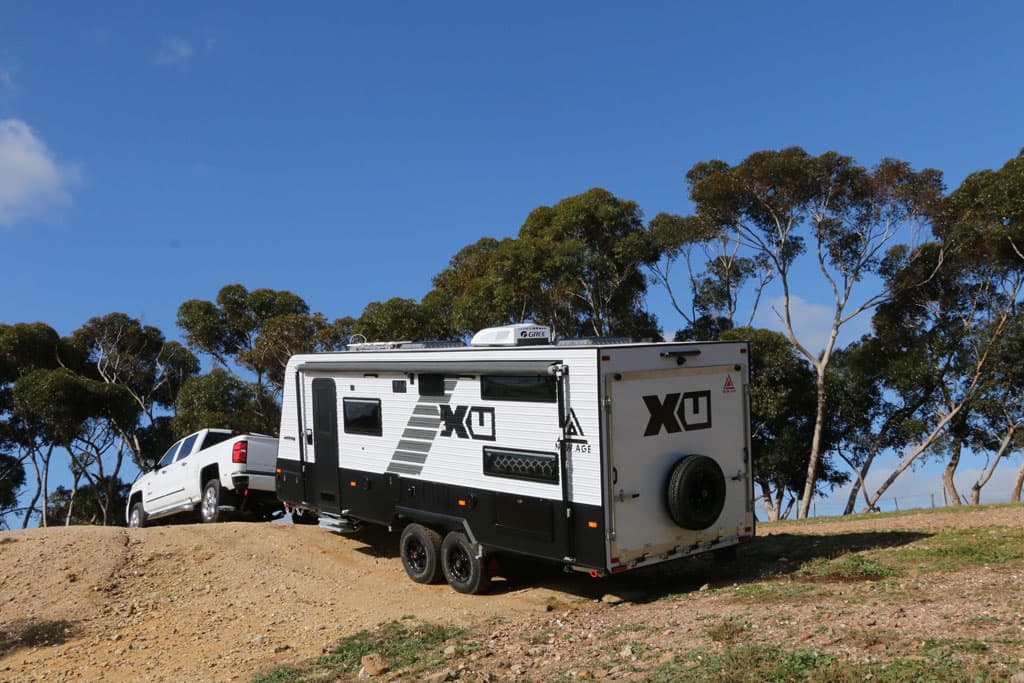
[275,325,754,593]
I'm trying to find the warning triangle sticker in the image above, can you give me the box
[723,375,736,393]
[566,408,585,436]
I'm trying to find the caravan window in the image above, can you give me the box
[343,398,383,436]
[418,374,446,397]
[481,375,556,403]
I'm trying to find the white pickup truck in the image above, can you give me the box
[126,429,281,527]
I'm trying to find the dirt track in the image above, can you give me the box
[2,506,1023,682]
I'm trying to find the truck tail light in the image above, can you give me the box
[232,440,248,464]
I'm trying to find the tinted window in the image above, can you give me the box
[481,375,556,403]
[157,441,181,468]
[200,431,234,450]
[343,398,382,436]
[418,374,445,397]
[174,434,199,461]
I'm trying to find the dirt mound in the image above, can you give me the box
[1,505,1022,682]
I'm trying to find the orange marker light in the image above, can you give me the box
[457,499,467,507]
[587,521,598,529]
[349,481,357,487]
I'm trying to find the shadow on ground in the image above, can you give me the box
[316,523,930,603]
[487,530,931,602]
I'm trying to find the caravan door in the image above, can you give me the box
[310,377,342,514]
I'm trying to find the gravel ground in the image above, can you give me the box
[1,505,1022,682]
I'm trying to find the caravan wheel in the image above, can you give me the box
[666,455,726,530]
[441,531,491,595]
[400,524,443,584]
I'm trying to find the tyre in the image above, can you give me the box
[666,455,726,530]
[291,508,319,525]
[128,501,147,528]
[400,523,443,584]
[200,479,223,523]
[441,531,491,595]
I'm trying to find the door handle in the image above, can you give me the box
[305,428,313,445]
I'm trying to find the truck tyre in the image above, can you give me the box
[200,479,223,523]
[666,455,726,530]
[128,502,147,528]
[400,523,443,584]
[441,531,491,595]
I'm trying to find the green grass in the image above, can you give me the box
[704,617,749,643]
[646,645,1012,682]
[251,620,467,683]
[796,552,899,581]
[897,527,1024,572]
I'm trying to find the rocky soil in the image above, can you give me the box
[1,505,1023,682]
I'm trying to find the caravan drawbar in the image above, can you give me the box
[275,324,754,594]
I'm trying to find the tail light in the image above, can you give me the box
[232,440,248,464]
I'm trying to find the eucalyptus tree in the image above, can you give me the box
[177,285,351,437]
[69,313,199,471]
[827,334,933,514]
[684,148,942,517]
[12,368,138,525]
[648,212,772,340]
[859,151,1024,509]
[0,322,64,527]
[172,369,279,436]
[517,188,661,338]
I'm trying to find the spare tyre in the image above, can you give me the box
[666,455,726,530]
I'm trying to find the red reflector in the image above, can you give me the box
[601,355,611,361]
[611,565,630,574]
[610,557,619,564]
[740,348,748,354]
[232,440,248,463]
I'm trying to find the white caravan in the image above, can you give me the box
[275,325,753,593]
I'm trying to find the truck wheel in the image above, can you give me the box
[128,502,147,528]
[200,479,223,523]
[441,531,491,595]
[400,523,443,584]
[666,455,726,530]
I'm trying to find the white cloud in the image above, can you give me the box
[0,119,80,227]
[155,35,194,66]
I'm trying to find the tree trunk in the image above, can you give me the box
[40,451,51,528]
[1012,460,1024,503]
[942,438,963,507]
[759,482,780,522]
[969,425,1016,505]
[66,471,82,527]
[798,368,828,519]
[21,452,42,530]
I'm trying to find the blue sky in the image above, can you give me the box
[3,2,1023,513]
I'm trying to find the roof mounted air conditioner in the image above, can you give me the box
[470,324,551,347]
